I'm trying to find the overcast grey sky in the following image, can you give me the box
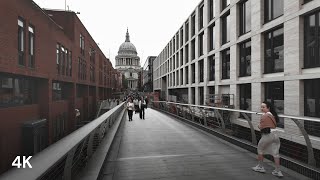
[33,0,202,67]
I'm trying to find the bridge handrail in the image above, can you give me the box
[153,101,320,123]
[0,102,125,180]
[151,100,320,168]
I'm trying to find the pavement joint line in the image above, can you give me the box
[116,151,252,161]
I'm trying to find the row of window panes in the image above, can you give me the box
[161,6,320,80]
[0,75,37,108]
[78,57,87,80]
[18,18,35,68]
[56,43,72,76]
[167,0,285,55]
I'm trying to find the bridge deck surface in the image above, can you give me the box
[100,108,310,180]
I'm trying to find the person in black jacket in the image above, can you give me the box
[139,97,147,119]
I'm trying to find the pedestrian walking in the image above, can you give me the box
[139,97,147,119]
[133,98,139,114]
[126,98,134,121]
[252,101,283,177]
[145,96,149,109]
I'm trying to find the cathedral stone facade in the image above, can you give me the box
[115,29,141,90]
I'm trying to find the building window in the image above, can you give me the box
[208,86,215,95]
[180,69,183,85]
[191,39,196,60]
[264,27,284,73]
[265,81,284,128]
[185,21,189,42]
[176,34,179,50]
[239,83,251,118]
[191,63,195,83]
[90,65,95,82]
[185,44,189,63]
[239,0,251,36]
[185,66,189,84]
[221,13,230,45]
[239,40,251,77]
[199,87,204,105]
[209,24,215,51]
[191,13,196,37]
[304,79,320,137]
[221,0,230,11]
[221,49,230,79]
[0,75,37,108]
[198,33,204,57]
[304,11,320,68]
[18,18,25,66]
[80,34,85,56]
[192,87,195,104]
[176,70,179,86]
[78,57,86,80]
[199,3,204,30]
[180,28,184,46]
[28,26,35,68]
[60,46,65,75]
[180,49,183,66]
[176,54,179,67]
[209,55,215,81]
[199,60,204,82]
[173,38,176,52]
[209,0,215,22]
[52,82,62,101]
[173,72,175,86]
[68,51,72,76]
[173,55,176,69]
[304,0,313,3]
[56,44,60,74]
[264,0,284,23]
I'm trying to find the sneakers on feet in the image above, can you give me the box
[252,165,266,173]
[272,170,283,177]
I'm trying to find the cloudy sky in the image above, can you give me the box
[33,0,202,66]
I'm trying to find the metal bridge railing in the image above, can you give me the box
[0,102,125,180]
[151,101,320,179]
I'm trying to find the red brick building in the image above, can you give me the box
[0,0,119,173]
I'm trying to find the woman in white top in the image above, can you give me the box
[127,98,134,121]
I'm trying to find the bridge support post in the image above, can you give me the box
[291,118,316,166]
[240,113,257,145]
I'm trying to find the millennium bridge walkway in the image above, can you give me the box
[1,101,319,180]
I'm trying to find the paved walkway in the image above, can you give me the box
[100,108,310,180]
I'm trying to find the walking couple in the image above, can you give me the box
[126,97,147,121]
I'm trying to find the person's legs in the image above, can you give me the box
[252,135,267,173]
[272,134,283,177]
[142,107,145,119]
[257,154,264,166]
[274,157,280,170]
[139,109,142,119]
[252,154,266,172]
[271,156,283,176]
[128,110,133,121]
